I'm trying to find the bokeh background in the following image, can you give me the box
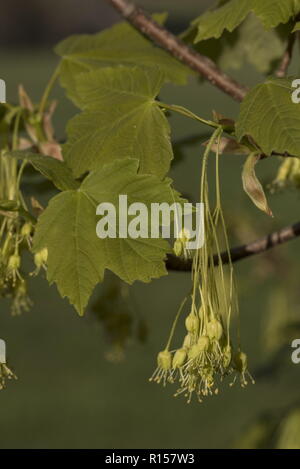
[1,0,300,449]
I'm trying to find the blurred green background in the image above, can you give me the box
[1,0,300,449]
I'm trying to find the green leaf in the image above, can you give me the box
[218,14,286,74]
[33,158,180,315]
[193,0,300,42]
[184,13,288,77]
[242,153,273,216]
[193,0,250,41]
[253,0,300,29]
[55,14,190,106]
[9,150,79,191]
[34,189,104,315]
[63,67,173,178]
[292,21,300,32]
[236,77,300,158]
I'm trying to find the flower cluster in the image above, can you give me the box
[151,128,254,403]
[150,310,254,403]
[0,203,34,315]
[270,158,300,192]
[0,86,53,315]
[173,228,192,260]
[0,216,48,315]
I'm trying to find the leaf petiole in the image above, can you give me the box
[158,101,219,130]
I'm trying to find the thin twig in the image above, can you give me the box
[105,0,248,102]
[105,0,298,161]
[166,221,300,271]
[105,0,300,271]
[276,33,297,78]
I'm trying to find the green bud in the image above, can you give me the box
[34,247,48,268]
[157,350,172,371]
[207,319,223,341]
[197,335,210,352]
[234,351,248,372]
[8,254,21,271]
[222,345,232,368]
[21,223,32,237]
[188,337,210,360]
[185,313,199,333]
[188,344,202,360]
[182,333,192,349]
[173,239,183,257]
[172,348,187,369]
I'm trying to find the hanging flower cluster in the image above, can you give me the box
[270,157,300,192]
[0,87,53,315]
[0,149,33,315]
[151,128,254,403]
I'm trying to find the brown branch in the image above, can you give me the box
[105,0,248,102]
[276,33,297,78]
[104,0,300,270]
[166,221,300,271]
[105,0,298,161]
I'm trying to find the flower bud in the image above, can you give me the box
[34,247,48,267]
[182,333,192,349]
[188,344,201,360]
[197,335,210,352]
[8,254,21,271]
[172,348,187,369]
[223,345,232,368]
[173,239,183,257]
[207,319,223,341]
[234,351,248,372]
[188,337,209,360]
[21,223,32,237]
[157,350,172,370]
[185,313,199,333]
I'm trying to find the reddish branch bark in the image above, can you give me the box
[105,0,248,102]
[166,222,300,271]
[276,33,297,78]
[105,0,300,270]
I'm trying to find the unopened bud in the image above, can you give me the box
[157,350,172,370]
[185,313,199,333]
[8,254,21,271]
[173,239,183,257]
[188,344,201,360]
[234,351,248,372]
[182,333,192,349]
[197,335,210,352]
[172,348,187,369]
[223,345,232,368]
[188,337,210,360]
[21,223,32,237]
[207,319,223,341]
[34,247,48,268]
